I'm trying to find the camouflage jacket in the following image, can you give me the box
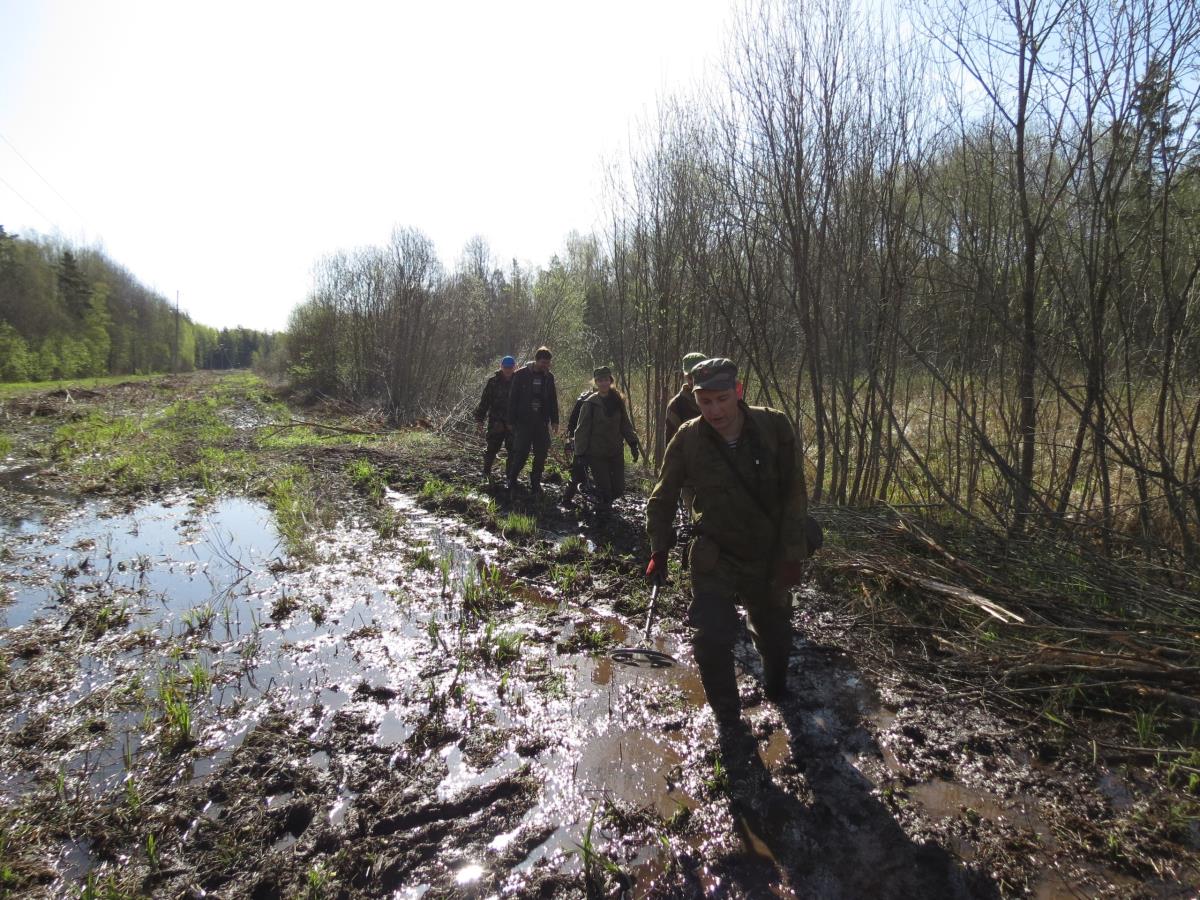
[646,403,808,565]
[574,390,638,459]
[664,384,700,445]
[474,371,513,432]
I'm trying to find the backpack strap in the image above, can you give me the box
[703,422,785,566]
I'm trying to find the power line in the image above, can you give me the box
[0,171,58,229]
[0,131,90,230]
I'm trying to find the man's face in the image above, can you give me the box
[595,376,613,394]
[501,366,514,379]
[696,388,739,432]
[534,357,551,373]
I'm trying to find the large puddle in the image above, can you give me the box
[0,486,710,892]
[2,477,1163,896]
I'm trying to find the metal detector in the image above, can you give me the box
[609,582,677,669]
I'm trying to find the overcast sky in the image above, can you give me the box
[0,0,735,332]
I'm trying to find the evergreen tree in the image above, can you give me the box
[57,250,92,320]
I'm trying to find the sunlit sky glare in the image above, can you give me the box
[1,0,737,332]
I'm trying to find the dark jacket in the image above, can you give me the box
[646,403,808,565]
[574,390,638,458]
[665,384,700,445]
[567,389,595,435]
[474,370,514,433]
[507,363,559,429]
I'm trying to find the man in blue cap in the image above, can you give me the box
[473,355,517,482]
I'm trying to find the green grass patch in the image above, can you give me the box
[463,564,508,616]
[376,506,401,538]
[158,679,194,751]
[480,621,525,666]
[551,562,587,595]
[499,512,537,538]
[389,430,446,454]
[0,372,160,399]
[419,478,456,503]
[51,396,244,492]
[191,447,256,494]
[347,458,387,503]
[266,466,318,560]
[570,624,617,653]
[411,545,437,571]
[557,534,588,556]
[258,425,369,450]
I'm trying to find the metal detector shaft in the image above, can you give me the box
[609,580,676,669]
[642,582,660,643]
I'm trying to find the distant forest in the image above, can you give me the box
[284,0,1200,565]
[0,225,275,382]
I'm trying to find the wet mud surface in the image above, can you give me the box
[1,376,1196,898]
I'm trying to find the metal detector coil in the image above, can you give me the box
[610,583,677,669]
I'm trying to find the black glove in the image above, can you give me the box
[629,442,640,463]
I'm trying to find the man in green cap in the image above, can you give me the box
[664,352,707,446]
[567,366,640,512]
[645,357,809,726]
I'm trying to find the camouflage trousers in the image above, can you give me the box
[686,536,793,722]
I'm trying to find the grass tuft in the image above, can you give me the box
[500,512,537,538]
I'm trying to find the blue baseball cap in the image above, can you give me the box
[501,355,515,368]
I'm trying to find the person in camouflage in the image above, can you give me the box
[645,358,809,725]
[473,355,516,481]
[664,351,707,446]
[567,366,641,511]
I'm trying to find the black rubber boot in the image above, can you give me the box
[694,641,741,727]
[764,668,789,703]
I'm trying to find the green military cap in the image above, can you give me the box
[691,358,738,391]
[682,352,707,375]
[593,365,613,380]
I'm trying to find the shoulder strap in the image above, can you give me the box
[703,421,786,560]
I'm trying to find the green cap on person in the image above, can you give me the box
[691,358,738,392]
[682,352,707,375]
[593,365,613,380]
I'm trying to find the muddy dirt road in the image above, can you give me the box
[0,374,1195,898]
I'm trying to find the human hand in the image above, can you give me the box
[645,551,668,585]
[565,439,575,455]
[629,442,640,463]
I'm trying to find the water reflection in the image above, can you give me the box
[0,488,713,893]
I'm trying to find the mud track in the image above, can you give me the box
[0,374,1195,898]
